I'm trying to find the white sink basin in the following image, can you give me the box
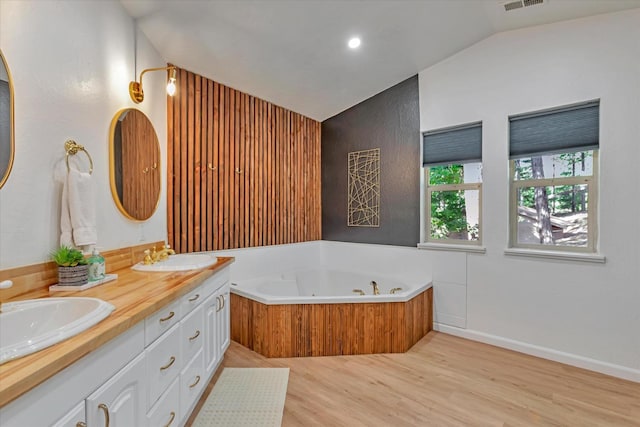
[0,297,115,364]
[131,253,218,272]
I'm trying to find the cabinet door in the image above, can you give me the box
[86,352,146,427]
[203,293,219,375]
[217,284,231,353]
[50,400,85,427]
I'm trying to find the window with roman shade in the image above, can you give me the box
[422,122,483,245]
[508,100,599,252]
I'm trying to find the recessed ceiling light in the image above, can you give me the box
[348,37,361,49]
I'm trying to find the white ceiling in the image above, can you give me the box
[121,0,640,121]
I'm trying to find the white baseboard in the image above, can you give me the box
[434,323,640,383]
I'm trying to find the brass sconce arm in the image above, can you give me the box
[129,66,177,103]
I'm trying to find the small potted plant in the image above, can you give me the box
[51,245,89,286]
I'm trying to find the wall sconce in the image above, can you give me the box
[129,66,177,103]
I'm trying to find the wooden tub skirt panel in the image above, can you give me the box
[230,287,433,358]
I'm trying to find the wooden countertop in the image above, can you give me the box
[0,257,234,408]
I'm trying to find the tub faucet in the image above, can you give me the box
[352,289,365,296]
[370,281,380,295]
[390,287,403,294]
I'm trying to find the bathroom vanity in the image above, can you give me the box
[0,256,233,427]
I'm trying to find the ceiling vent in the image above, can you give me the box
[500,0,546,12]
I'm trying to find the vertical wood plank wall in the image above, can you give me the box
[167,67,322,252]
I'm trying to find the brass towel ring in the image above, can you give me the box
[65,140,94,174]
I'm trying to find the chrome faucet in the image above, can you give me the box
[352,289,365,295]
[389,287,403,294]
[370,280,380,295]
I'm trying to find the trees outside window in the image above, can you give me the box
[510,150,597,250]
[426,162,481,243]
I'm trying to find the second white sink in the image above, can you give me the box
[131,253,218,272]
[0,297,115,365]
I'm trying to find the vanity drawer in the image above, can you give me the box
[180,285,209,315]
[145,299,181,346]
[146,322,181,409]
[181,303,204,365]
[147,376,180,427]
[180,349,206,418]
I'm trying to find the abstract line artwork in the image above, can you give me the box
[347,148,380,227]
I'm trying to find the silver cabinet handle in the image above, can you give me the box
[189,330,201,341]
[160,356,176,371]
[188,294,200,302]
[76,422,87,427]
[163,411,176,427]
[98,403,110,427]
[216,295,222,312]
[159,311,175,323]
[189,375,201,388]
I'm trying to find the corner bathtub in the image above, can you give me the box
[230,269,433,358]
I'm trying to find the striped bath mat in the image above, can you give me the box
[192,368,289,427]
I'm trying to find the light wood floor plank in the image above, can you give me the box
[188,332,640,426]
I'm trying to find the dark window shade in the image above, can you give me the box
[509,101,599,159]
[422,122,482,167]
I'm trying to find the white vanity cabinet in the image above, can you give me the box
[217,283,231,353]
[0,266,231,427]
[86,352,147,427]
[146,376,180,427]
[50,401,86,427]
[203,282,231,377]
[204,293,221,375]
[145,267,229,426]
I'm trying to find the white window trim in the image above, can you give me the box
[418,242,486,254]
[503,248,605,263]
[424,167,483,247]
[508,151,599,254]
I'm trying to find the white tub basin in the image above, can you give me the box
[0,297,115,364]
[131,253,218,272]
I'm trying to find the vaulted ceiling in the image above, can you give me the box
[121,0,640,121]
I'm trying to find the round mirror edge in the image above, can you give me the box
[108,107,161,222]
[0,49,15,190]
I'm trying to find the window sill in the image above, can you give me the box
[417,243,486,254]
[503,248,606,264]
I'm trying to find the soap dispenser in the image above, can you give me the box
[88,248,106,282]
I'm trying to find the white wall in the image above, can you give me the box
[419,10,640,379]
[0,0,167,268]
[216,241,435,286]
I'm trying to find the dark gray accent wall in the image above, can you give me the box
[321,75,420,247]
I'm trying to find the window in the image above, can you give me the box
[423,122,482,245]
[509,101,599,252]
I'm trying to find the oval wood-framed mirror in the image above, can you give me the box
[0,49,15,189]
[109,108,161,221]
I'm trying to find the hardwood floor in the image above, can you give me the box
[188,332,640,426]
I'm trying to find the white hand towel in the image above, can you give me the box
[54,162,73,247]
[67,169,97,246]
